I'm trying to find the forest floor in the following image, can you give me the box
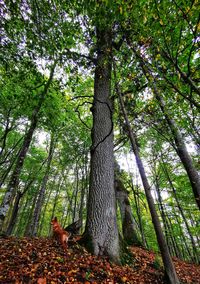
[0,236,199,284]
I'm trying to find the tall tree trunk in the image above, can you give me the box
[39,187,52,236]
[155,88,200,210]
[0,62,57,231]
[83,27,120,263]
[0,109,12,157]
[168,206,194,262]
[79,153,88,229]
[26,133,56,237]
[150,156,182,258]
[132,182,148,248]
[47,173,63,236]
[72,162,79,222]
[188,211,200,248]
[115,76,179,283]
[161,157,199,263]
[24,189,39,237]
[5,191,23,236]
[126,40,200,209]
[0,137,23,188]
[115,178,140,245]
[5,175,35,235]
[114,162,140,245]
[0,115,39,232]
[154,178,182,259]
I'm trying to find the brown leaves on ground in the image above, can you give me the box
[130,247,200,284]
[0,236,199,284]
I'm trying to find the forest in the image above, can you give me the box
[0,0,200,283]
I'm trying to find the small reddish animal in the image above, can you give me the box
[51,217,70,250]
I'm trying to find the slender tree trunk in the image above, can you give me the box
[79,152,89,227]
[0,62,57,231]
[188,211,200,248]
[83,27,120,263]
[150,157,181,258]
[154,179,182,259]
[115,179,140,245]
[114,162,140,245]
[0,137,23,188]
[0,110,12,157]
[0,118,38,232]
[5,175,35,235]
[154,181,173,254]
[24,189,39,237]
[63,185,76,227]
[115,77,179,283]
[5,191,23,235]
[126,40,200,209]
[168,207,193,262]
[132,182,148,248]
[38,187,52,236]
[186,115,200,150]
[72,162,79,222]
[47,173,63,236]
[161,158,199,263]
[155,89,200,210]
[79,155,88,229]
[27,133,56,236]
[165,208,190,261]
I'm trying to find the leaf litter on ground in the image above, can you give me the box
[0,236,199,284]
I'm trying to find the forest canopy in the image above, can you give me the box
[0,1,199,283]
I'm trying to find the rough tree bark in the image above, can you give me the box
[82,26,120,263]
